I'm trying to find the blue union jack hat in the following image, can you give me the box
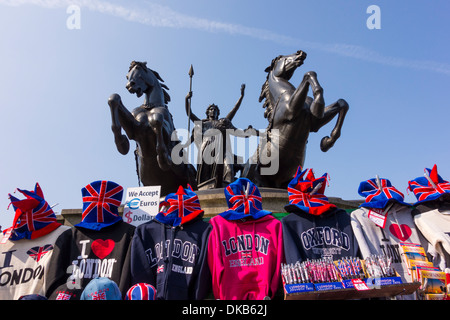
[125,283,157,300]
[284,167,336,216]
[75,180,124,230]
[358,178,411,209]
[408,164,450,205]
[154,185,203,226]
[220,178,271,220]
[5,183,61,241]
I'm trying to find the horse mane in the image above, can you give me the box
[129,61,171,104]
[259,55,281,124]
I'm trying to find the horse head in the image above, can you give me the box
[259,50,308,122]
[265,50,307,81]
[126,61,170,106]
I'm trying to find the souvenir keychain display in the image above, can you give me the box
[282,254,394,286]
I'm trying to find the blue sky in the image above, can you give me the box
[0,0,449,229]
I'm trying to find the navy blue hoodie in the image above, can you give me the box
[281,207,360,264]
[130,214,212,300]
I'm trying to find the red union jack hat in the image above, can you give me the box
[358,178,411,209]
[75,180,123,230]
[154,185,203,226]
[408,164,450,205]
[220,178,271,220]
[5,183,60,241]
[125,283,157,300]
[284,166,336,216]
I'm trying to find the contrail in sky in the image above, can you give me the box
[2,0,450,75]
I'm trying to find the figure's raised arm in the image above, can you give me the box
[185,91,200,122]
[226,84,245,121]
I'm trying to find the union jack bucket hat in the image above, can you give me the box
[284,166,336,216]
[358,177,411,209]
[75,180,124,230]
[5,183,61,241]
[125,283,157,300]
[408,164,450,205]
[154,185,204,226]
[220,177,271,220]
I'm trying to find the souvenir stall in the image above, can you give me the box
[280,168,423,300]
[2,168,449,300]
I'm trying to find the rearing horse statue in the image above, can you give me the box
[242,50,349,188]
[108,61,197,195]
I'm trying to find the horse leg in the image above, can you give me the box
[311,99,349,152]
[149,112,171,171]
[108,93,138,155]
[290,71,325,118]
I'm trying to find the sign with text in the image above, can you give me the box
[123,186,161,226]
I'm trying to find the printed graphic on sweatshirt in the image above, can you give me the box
[377,227,403,264]
[221,234,270,267]
[301,226,350,259]
[388,223,412,241]
[145,239,199,275]
[67,239,117,286]
[0,245,51,287]
[27,244,54,262]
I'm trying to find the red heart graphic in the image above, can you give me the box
[91,239,115,259]
[389,224,412,241]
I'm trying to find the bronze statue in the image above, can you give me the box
[242,50,349,188]
[184,84,256,189]
[108,61,197,195]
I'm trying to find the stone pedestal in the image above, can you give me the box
[57,188,362,227]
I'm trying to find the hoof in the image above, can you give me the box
[320,136,334,152]
[115,135,130,155]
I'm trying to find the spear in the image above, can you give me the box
[187,64,194,161]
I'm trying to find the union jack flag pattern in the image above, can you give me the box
[155,185,203,226]
[125,283,157,300]
[27,244,54,262]
[284,167,336,216]
[5,183,60,241]
[76,180,123,230]
[358,178,410,209]
[220,178,271,220]
[408,164,450,205]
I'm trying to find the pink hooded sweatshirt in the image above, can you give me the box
[207,214,284,300]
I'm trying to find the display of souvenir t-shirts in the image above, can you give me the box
[0,183,70,300]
